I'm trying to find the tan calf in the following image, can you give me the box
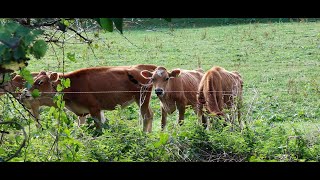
[197,66,243,128]
[141,66,204,130]
[0,73,42,124]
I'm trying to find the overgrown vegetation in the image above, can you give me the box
[0,18,320,162]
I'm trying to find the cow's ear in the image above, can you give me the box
[169,69,181,78]
[39,71,47,75]
[141,70,153,79]
[10,72,17,79]
[49,73,59,82]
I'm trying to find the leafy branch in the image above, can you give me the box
[0,120,27,162]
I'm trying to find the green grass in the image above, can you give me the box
[1,18,320,162]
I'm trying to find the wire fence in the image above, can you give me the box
[2,88,318,94]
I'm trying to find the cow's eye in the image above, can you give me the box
[38,80,43,85]
[165,77,169,81]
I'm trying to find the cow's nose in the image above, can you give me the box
[23,89,30,96]
[20,89,31,99]
[155,88,164,96]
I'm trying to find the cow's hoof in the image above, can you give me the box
[102,123,110,129]
[93,129,103,137]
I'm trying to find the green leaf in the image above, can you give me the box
[63,128,71,137]
[5,22,19,33]
[99,18,113,32]
[159,133,169,144]
[24,35,36,47]
[0,34,20,49]
[2,48,12,62]
[110,18,123,34]
[13,45,26,60]
[75,144,80,152]
[32,40,48,59]
[62,19,70,27]
[24,29,44,46]
[15,25,31,37]
[56,94,62,101]
[57,100,65,109]
[31,89,40,98]
[56,84,63,92]
[153,141,161,148]
[154,133,169,148]
[19,68,34,84]
[0,148,6,155]
[149,152,153,158]
[47,106,56,117]
[67,52,76,62]
[0,31,13,46]
[63,78,71,88]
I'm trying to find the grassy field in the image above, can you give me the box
[1,18,320,162]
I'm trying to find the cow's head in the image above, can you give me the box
[140,66,180,97]
[0,73,18,96]
[20,71,59,101]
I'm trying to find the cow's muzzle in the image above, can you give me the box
[155,88,164,96]
[19,89,33,101]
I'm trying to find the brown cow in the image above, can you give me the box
[140,66,204,130]
[0,72,84,127]
[0,72,38,96]
[0,72,43,124]
[20,64,157,132]
[197,66,243,128]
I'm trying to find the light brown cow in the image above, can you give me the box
[0,72,80,127]
[0,72,38,96]
[21,64,157,132]
[0,72,43,124]
[197,66,243,128]
[140,66,204,130]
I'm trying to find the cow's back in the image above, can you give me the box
[198,66,243,114]
[62,65,156,110]
[216,68,242,107]
[164,69,203,107]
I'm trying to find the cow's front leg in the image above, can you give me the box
[161,107,168,131]
[136,90,153,133]
[78,116,87,127]
[30,103,42,129]
[176,103,186,126]
[140,105,153,133]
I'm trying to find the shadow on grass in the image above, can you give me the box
[123,18,320,31]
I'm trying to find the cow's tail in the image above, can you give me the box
[203,71,224,116]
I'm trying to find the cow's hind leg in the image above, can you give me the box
[195,104,208,129]
[89,107,106,131]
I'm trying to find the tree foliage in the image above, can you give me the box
[0,18,170,82]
